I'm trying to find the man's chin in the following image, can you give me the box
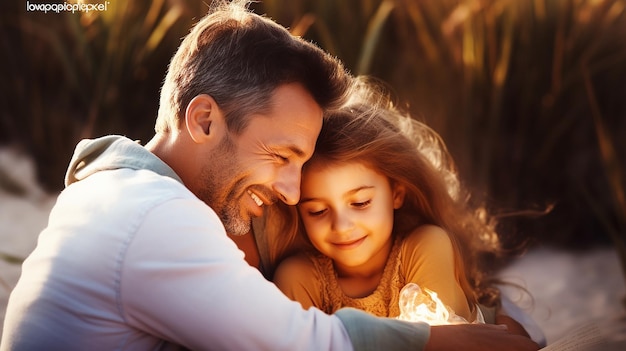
[227,228,250,237]
[223,218,252,236]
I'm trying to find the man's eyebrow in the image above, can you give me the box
[272,143,307,158]
[286,145,306,158]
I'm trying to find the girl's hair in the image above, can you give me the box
[265,77,504,307]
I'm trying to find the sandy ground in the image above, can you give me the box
[1,147,626,349]
[497,248,626,349]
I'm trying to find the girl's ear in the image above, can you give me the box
[392,184,406,209]
[185,94,226,144]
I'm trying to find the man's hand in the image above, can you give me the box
[426,323,540,351]
[496,314,532,338]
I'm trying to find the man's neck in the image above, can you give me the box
[145,131,195,189]
[229,230,261,269]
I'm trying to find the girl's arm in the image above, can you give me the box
[400,225,472,321]
[273,253,325,311]
[403,226,534,339]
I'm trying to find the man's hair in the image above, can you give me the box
[156,0,351,134]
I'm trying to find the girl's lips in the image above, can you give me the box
[333,236,366,250]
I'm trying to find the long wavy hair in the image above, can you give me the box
[265,78,505,307]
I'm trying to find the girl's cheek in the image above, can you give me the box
[306,221,328,239]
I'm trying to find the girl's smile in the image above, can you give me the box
[298,161,405,274]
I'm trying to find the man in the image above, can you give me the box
[1,1,539,350]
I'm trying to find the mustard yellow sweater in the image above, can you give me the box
[274,225,473,321]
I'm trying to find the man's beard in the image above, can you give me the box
[217,190,251,236]
[197,134,251,236]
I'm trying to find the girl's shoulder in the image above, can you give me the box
[402,224,453,252]
[273,251,319,282]
[272,251,330,311]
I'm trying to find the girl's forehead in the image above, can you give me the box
[301,161,390,195]
[298,160,400,211]
[304,159,380,178]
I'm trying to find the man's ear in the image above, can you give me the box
[393,183,406,209]
[185,94,225,144]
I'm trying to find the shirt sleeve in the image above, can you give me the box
[273,253,325,311]
[120,198,352,351]
[335,308,430,351]
[400,225,472,321]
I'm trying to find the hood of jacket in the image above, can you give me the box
[64,135,182,187]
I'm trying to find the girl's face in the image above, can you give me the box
[297,161,405,273]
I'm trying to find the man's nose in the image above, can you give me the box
[273,165,301,205]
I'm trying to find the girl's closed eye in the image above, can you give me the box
[351,199,371,209]
[301,206,327,217]
[310,209,326,216]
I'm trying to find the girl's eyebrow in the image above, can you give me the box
[344,185,375,198]
[299,185,374,204]
[298,197,318,204]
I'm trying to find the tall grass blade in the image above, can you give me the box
[356,0,395,75]
[581,63,626,290]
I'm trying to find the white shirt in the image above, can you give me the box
[2,167,353,350]
[1,136,428,351]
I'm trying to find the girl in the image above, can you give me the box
[269,82,531,336]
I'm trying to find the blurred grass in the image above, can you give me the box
[258,0,626,280]
[0,0,207,191]
[0,0,625,283]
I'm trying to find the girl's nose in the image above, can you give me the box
[331,210,354,233]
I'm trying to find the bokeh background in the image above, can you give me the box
[1,0,626,345]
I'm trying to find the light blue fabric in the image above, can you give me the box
[64,135,181,186]
[501,294,547,347]
[336,308,430,351]
[2,135,431,351]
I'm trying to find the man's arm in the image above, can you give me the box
[123,198,429,350]
[426,324,540,351]
[124,197,538,351]
[335,308,540,351]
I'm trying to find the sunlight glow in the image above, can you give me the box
[397,283,469,325]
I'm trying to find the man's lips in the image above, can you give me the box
[246,189,277,218]
[244,190,264,218]
[248,190,264,207]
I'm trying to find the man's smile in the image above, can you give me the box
[248,190,264,207]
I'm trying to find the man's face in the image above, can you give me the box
[199,83,323,235]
